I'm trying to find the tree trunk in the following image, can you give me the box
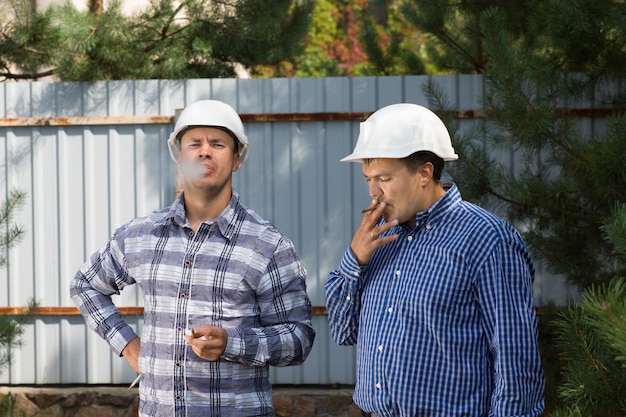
[89,0,103,16]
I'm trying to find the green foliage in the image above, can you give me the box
[0,298,38,374]
[294,0,346,76]
[0,0,314,81]
[0,189,36,377]
[398,0,489,73]
[601,203,626,264]
[358,10,425,75]
[549,278,626,416]
[0,392,26,417]
[423,0,626,290]
[265,0,426,77]
[0,190,26,267]
[284,0,370,77]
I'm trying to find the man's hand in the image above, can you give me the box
[121,336,141,373]
[184,326,228,361]
[351,200,399,265]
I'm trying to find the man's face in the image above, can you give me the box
[362,158,425,227]
[177,127,240,193]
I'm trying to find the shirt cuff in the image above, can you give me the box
[108,323,139,357]
[222,327,244,361]
[339,247,364,279]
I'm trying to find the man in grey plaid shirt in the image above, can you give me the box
[71,100,315,417]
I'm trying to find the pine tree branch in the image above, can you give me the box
[435,28,483,72]
[0,69,55,81]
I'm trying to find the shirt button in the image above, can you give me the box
[175,362,180,367]
[395,270,401,276]
[189,231,194,237]
[387,307,393,313]
[346,295,351,301]
[426,223,432,230]
[177,327,182,332]
[375,382,381,389]
[377,345,383,352]
[180,293,186,298]
[352,270,359,276]
[185,260,191,266]
[407,236,413,241]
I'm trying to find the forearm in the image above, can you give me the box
[221,240,315,367]
[325,248,364,346]
[70,246,138,356]
[71,273,138,356]
[222,318,315,367]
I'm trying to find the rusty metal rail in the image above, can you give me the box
[0,305,328,316]
[0,112,373,127]
[0,108,619,128]
[0,110,486,127]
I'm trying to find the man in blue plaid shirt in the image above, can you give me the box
[326,103,544,416]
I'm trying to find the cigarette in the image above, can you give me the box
[186,328,207,341]
[128,373,143,390]
[361,206,377,213]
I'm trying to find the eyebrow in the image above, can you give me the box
[362,170,392,179]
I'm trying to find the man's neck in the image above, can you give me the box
[183,188,232,232]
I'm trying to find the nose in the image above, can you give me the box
[369,182,382,199]
[198,141,212,158]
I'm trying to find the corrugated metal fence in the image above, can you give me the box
[0,75,579,386]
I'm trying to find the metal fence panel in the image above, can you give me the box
[0,75,583,385]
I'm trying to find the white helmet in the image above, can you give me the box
[167,100,249,166]
[341,103,458,162]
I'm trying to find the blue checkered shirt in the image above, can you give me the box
[326,184,544,416]
[71,191,315,417]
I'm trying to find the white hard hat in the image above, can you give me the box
[167,100,249,165]
[341,103,458,162]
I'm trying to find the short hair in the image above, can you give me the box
[402,151,444,181]
[363,151,445,181]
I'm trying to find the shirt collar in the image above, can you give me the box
[159,190,242,241]
[412,182,462,231]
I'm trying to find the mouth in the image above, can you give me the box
[199,163,214,173]
[182,161,214,178]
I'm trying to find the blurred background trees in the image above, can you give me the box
[0,0,314,80]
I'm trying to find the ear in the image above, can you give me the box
[418,162,435,186]
[232,152,241,173]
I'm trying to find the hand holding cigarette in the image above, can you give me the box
[184,326,227,361]
[351,200,399,265]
